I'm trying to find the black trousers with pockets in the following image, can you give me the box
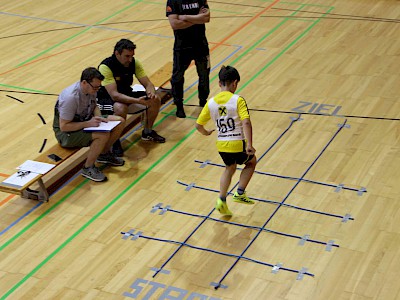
[171,48,210,104]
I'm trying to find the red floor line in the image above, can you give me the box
[210,0,281,51]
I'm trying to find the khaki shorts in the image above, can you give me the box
[55,129,92,148]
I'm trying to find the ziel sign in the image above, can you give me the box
[292,101,342,116]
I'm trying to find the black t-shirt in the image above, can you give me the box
[166,0,209,51]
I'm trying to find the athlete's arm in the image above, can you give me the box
[195,123,214,136]
[238,96,255,154]
[242,118,255,155]
[196,104,214,135]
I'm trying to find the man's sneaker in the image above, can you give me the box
[215,198,233,216]
[141,130,166,143]
[232,191,255,205]
[112,139,124,157]
[174,100,186,118]
[81,166,107,182]
[176,107,186,118]
[96,152,125,166]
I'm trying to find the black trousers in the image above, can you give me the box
[171,49,210,104]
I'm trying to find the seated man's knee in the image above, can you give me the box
[118,116,126,125]
[109,115,126,124]
[156,96,162,107]
[149,96,160,105]
[113,102,128,116]
[92,131,110,142]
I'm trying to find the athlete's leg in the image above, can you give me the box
[220,163,237,199]
[238,155,257,191]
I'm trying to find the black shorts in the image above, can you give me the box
[96,88,147,116]
[219,152,254,166]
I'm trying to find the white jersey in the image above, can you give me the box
[208,94,244,141]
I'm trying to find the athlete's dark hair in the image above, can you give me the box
[114,38,137,54]
[80,67,104,82]
[219,65,240,86]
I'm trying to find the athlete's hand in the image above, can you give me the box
[246,145,256,155]
[205,129,215,136]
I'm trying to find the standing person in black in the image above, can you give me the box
[97,39,166,156]
[166,0,211,118]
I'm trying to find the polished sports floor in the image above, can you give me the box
[0,1,399,299]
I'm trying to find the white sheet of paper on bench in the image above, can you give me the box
[131,84,160,92]
[1,171,41,188]
[17,160,55,174]
[84,120,121,132]
[131,84,146,92]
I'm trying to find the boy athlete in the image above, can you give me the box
[195,66,257,215]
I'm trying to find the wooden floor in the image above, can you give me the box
[0,0,399,299]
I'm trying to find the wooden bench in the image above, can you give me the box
[0,62,172,202]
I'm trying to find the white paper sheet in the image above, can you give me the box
[17,160,55,174]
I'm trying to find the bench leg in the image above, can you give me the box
[21,178,50,202]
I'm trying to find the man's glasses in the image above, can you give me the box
[88,81,102,90]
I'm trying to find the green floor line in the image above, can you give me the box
[0,129,196,300]
[240,6,334,91]
[0,0,303,254]
[146,0,240,15]
[16,0,143,67]
[287,18,315,22]
[268,0,333,7]
[0,180,87,252]
[0,1,304,253]
[1,3,333,298]
[160,110,197,119]
[0,83,47,93]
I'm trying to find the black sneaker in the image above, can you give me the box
[142,130,166,143]
[96,152,125,166]
[176,107,186,118]
[174,100,186,118]
[112,139,124,157]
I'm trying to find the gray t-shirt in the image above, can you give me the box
[57,81,97,122]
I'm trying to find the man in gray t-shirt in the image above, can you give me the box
[53,67,126,182]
